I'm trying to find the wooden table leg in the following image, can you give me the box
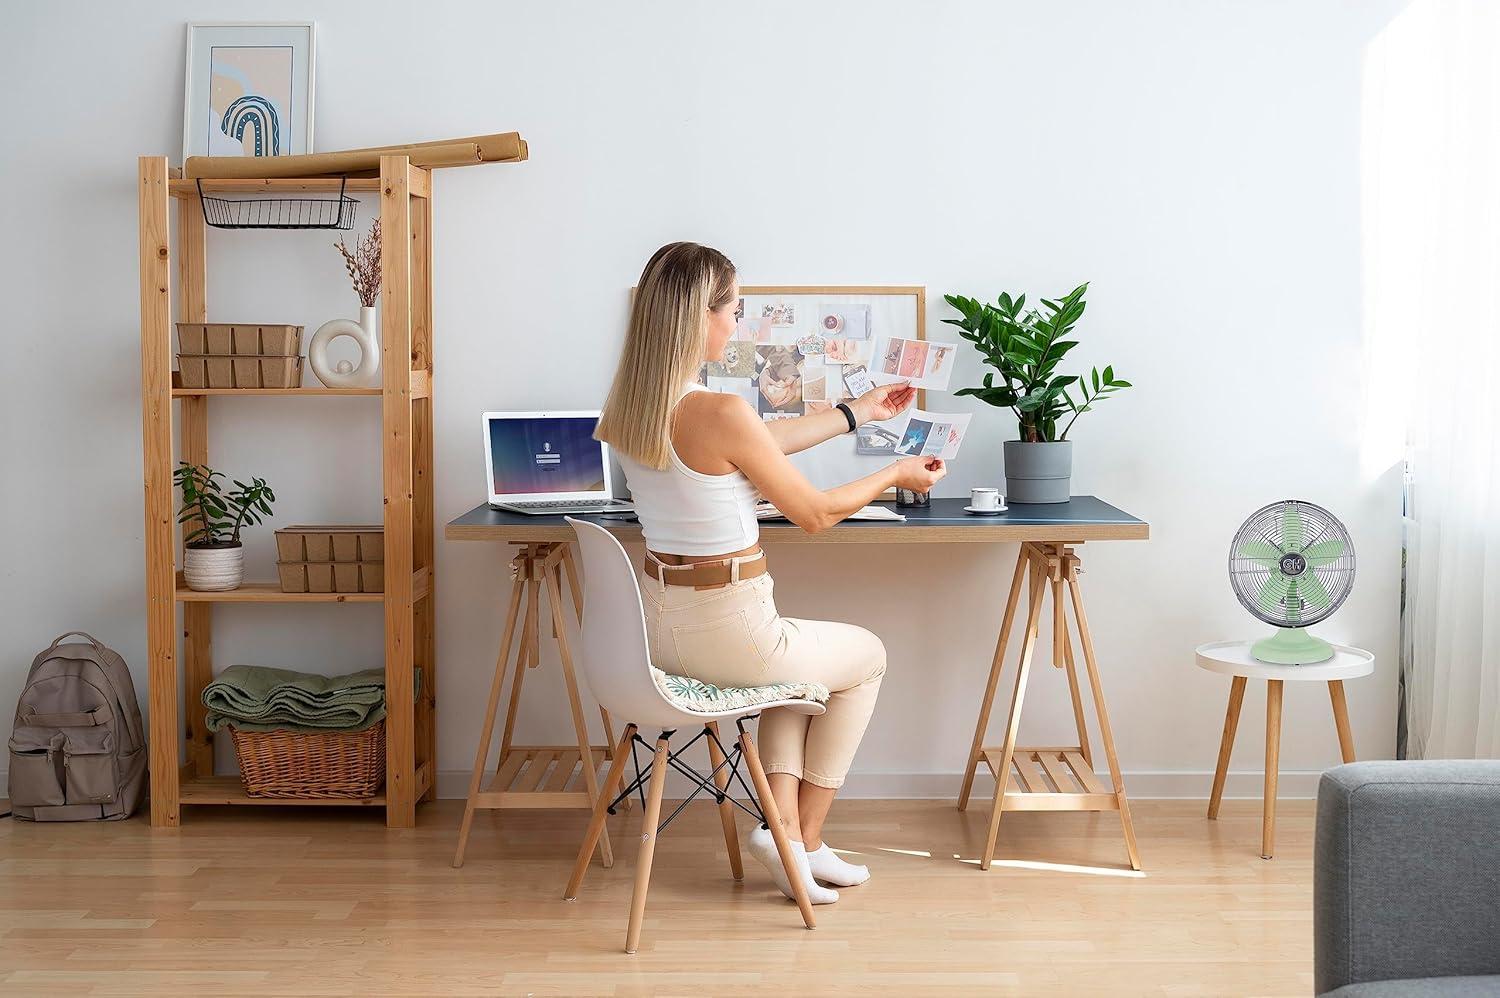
[453,567,526,868]
[981,556,1048,870]
[1208,675,1247,820]
[1328,680,1356,763]
[958,546,1028,812]
[1263,679,1283,860]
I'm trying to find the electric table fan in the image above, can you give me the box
[1228,499,1356,664]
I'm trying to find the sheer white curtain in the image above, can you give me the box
[1365,0,1500,757]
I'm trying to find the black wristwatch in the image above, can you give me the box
[835,402,858,433]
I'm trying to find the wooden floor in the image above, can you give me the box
[0,796,1315,996]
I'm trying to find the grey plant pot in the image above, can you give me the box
[1004,440,1073,504]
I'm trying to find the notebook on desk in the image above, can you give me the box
[754,501,905,523]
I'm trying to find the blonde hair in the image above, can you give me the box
[596,242,738,469]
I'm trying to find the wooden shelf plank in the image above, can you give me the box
[179,775,386,806]
[171,178,383,196]
[175,580,382,604]
[172,387,381,397]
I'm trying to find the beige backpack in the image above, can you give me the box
[7,632,146,821]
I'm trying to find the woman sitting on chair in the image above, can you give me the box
[595,242,946,905]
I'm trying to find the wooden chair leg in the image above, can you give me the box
[624,733,671,954]
[1328,680,1356,763]
[958,547,1028,812]
[564,724,637,901]
[1208,675,1247,820]
[453,570,526,869]
[1263,679,1283,860]
[981,557,1048,871]
[740,727,815,930]
[705,722,744,882]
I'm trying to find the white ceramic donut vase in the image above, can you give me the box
[310,305,381,389]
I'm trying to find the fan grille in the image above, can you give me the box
[1228,500,1355,627]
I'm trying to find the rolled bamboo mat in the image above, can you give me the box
[184,131,528,179]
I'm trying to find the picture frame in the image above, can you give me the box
[182,21,316,164]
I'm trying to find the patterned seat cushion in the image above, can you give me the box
[650,666,829,714]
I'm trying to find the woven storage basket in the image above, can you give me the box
[228,721,386,799]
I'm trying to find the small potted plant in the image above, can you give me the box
[944,283,1131,503]
[175,462,276,591]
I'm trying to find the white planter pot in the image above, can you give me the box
[183,543,244,591]
[309,305,381,389]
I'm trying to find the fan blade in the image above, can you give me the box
[1281,504,1304,551]
[1237,539,1282,566]
[1283,578,1303,621]
[1303,537,1346,568]
[1255,574,1292,616]
[1300,572,1333,611]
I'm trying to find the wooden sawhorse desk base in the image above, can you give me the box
[453,542,618,868]
[957,542,1142,872]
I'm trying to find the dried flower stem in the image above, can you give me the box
[335,219,382,307]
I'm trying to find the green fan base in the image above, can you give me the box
[1252,628,1335,665]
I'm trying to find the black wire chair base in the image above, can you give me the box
[608,714,770,836]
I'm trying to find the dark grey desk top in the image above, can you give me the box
[446,497,1148,544]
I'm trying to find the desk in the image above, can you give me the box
[446,497,1150,870]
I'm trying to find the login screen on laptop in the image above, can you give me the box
[487,415,606,495]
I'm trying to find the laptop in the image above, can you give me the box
[483,410,634,516]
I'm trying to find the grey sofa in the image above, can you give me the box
[1315,760,1500,997]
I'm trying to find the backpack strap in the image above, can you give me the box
[21,706,106,727]
[47,632,105,653]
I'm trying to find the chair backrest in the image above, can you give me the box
[565,518,682,727]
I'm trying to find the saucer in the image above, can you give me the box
[964,504,1007,515]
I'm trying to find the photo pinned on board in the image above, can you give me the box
[708,340,757,379]
[842,363,876,398]
[762,302,797,326]
[825,339,867,364]
[800,356,828,402]
[796,333,826,356]
[756,345,804,414]
[818,303,871,340]
[706,375,759,408]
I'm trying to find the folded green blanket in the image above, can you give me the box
[202,665,386,733]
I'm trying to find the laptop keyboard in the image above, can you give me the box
[503,499,620,510]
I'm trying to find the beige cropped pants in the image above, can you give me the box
[641,571,886,789]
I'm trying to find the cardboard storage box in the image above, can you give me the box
[177,323,301,357]
[276,560,383,594]
[177,354,302,389]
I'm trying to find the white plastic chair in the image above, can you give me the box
[562,517,824,953]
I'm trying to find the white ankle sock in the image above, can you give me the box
[805,842,870,887]
[747,826,839,905]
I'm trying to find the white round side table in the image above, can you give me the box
[1195,640,1375,860]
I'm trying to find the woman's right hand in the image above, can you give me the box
[892,455,947,492]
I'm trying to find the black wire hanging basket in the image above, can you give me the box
[197,176,359,231]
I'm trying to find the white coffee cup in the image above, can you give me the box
[971,487,1002,510]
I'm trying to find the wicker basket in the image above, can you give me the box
[228,721,386,799]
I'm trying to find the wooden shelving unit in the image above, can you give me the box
[138,154,458,827]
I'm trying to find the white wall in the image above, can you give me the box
[2,0,1409,799]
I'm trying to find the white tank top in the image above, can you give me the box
[615,384,760,556]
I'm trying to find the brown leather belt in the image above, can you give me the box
[644,549,767,588]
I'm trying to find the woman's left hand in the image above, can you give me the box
[852,380,916,424]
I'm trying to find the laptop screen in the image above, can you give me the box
[487,414,607,497]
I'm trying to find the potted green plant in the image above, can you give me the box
[943,283,1131,503]
[175,462,276,591]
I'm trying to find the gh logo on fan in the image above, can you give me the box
[1279,552,1307,576]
